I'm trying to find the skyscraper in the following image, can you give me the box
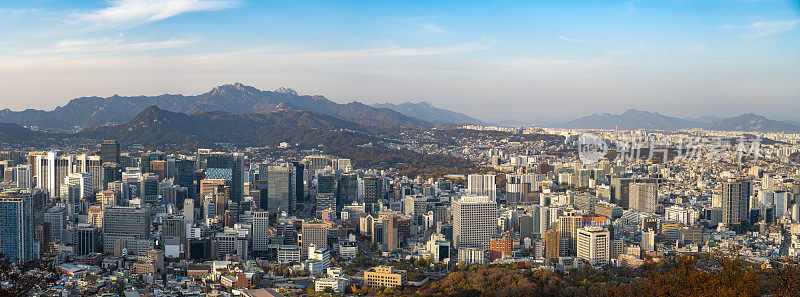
[576,226,610,266]
[268,165,291,216]
[452,196,497,250]
[174,158,196,198]
[140,173,160,204]
[468,174,496,201]
[0,188,39,263]
[35,151,73,198]
[722,178,752,227]
[301,220,328,258]
[44,205,67,242]
[363,176,383,211]
[202,152,244,203]
[317,174,336,195]
[75,154,103,192]
[629,183,658,213]
[13,165,33,189]
[102,162,121,190]
[103,206,150,253]
[101,140,120,164]
[290,161,305,204]
[337,174,358,209]
[252,211,270,252]
[558,211,584,256]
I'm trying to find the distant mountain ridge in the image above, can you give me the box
[78,106,379,148]
[371,101,485,125]
[0,83,431,130]
[556,109,800,133]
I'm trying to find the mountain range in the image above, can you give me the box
[0,83,431,131]
[1,83,797,133]
[78,106,379,149]
[556,109,800,133]
[371,101,485,125]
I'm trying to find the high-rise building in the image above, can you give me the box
[149,160,167,181]
[382,215,399,252]
[452,196,497,250]
[103,206,150,253]
[363,176,383,209]
[468,174,496,201]
[75,154,103,192]
[75,223,101,256]
[64,172,94,200]
[611,177,657,209]
[101,140,120,164]
[252,211,270,251]
[337,174,358,209]
[304,155,329,171]
[268,165,292,216]
[44,206,67,242]
[13,165,33,189]
[331,158,351,172]
[722,178,752,227]
[317,174,336,195]
[0,188,39,263]
[544,229,560,261]
[289,161,305,204]
[102,162,122,190]
[301,220,328,258]
[140,173,160,204]
[576,226,610,266]
[202,153,244,203]
[174,158,196,198]
[557,211,583,256]
[183,199,195,226]
[629,183,658,213]
[35,151,73,198]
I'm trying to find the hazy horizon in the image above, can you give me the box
[1,0,799,122]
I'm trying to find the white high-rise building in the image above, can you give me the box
[452,196,497,250]
[75,154,103,192]
[467,174,496,201]
[13,165,33,189]
[576,226,610,266]
[35,151,73,198]
[64,173,94,200]
[252,211,270,251]
[774,191,790,218]
[183,199,195,226]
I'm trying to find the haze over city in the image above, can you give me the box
[1,0,799,123]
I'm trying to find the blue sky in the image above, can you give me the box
[0,0,798,123]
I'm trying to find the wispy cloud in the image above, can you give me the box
[73,0,239,30]
[420,23,446,34]
[28,37,199,54]
[557,35,584,43]
[720,18,800,38]
[502,58,628,71]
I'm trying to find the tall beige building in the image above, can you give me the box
[557,211,583,256]
[576,226,610,266]
[629,183,658,213]
[301,220,328,258]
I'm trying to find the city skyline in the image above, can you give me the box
[1,0,799,122]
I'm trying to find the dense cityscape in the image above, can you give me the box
[2,0,799,296]
[1,123,800,296]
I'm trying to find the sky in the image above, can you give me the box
[0,0,799,123]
